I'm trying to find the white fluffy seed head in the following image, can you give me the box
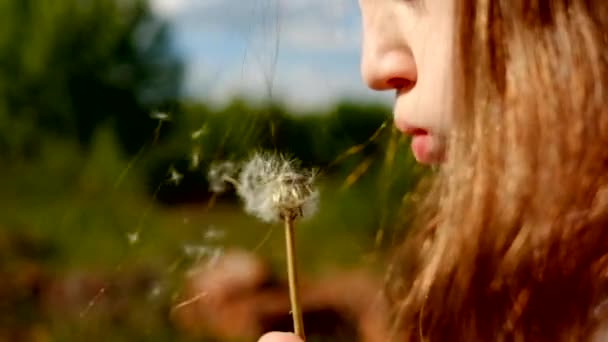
[237,152,318,223]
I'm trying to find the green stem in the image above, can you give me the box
[284,217,305,340]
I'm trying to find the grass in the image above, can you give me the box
[0,127,421,341]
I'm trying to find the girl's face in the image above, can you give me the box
[358,0,455,164]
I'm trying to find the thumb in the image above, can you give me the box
[258,332,303,342]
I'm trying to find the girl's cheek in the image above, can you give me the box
[416,21,455,132]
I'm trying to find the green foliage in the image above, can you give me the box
[0,0,182,160]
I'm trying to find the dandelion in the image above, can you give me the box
[207,160,239,194]
[235,151,317,339]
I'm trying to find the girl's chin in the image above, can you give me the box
[411,135,445,165]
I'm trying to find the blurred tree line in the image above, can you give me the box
[0,0,181,160]
[145,99,406,204]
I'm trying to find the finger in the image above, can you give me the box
[258,331,303,342]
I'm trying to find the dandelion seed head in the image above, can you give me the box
[237,152,318,223]
[273,170,319,220]
[207,160,239,193]
[238,152,279,195]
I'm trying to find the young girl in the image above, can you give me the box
[262,0,608,340]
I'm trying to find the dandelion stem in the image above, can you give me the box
[284,217,305,340]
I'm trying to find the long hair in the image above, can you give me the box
[389,1,608,340]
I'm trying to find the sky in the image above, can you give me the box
[148,0,392,111]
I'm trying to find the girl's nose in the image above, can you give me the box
[361,49,417,91]
[360,8,417,92]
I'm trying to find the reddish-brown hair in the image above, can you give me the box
[389,1,608,340]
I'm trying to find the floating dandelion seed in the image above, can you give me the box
[150,111,171,121]
[190,147,202,169]
[182,244,223,267]
[148,284,163,299]
[203,225,225,241]
[207,160,239,194]
[168,166,184,186]
[207,247,224,268]
[127,231,139,245]
[182,244,213,262]
[191,126,208,140]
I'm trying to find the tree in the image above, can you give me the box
[0,0,183,159]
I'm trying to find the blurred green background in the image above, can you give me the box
[0,0,425,341]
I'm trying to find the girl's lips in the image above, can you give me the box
[395,122,445,164]
[396,121,427,136]
[411,134,437,164]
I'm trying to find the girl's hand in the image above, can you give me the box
[258,332,303,342]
